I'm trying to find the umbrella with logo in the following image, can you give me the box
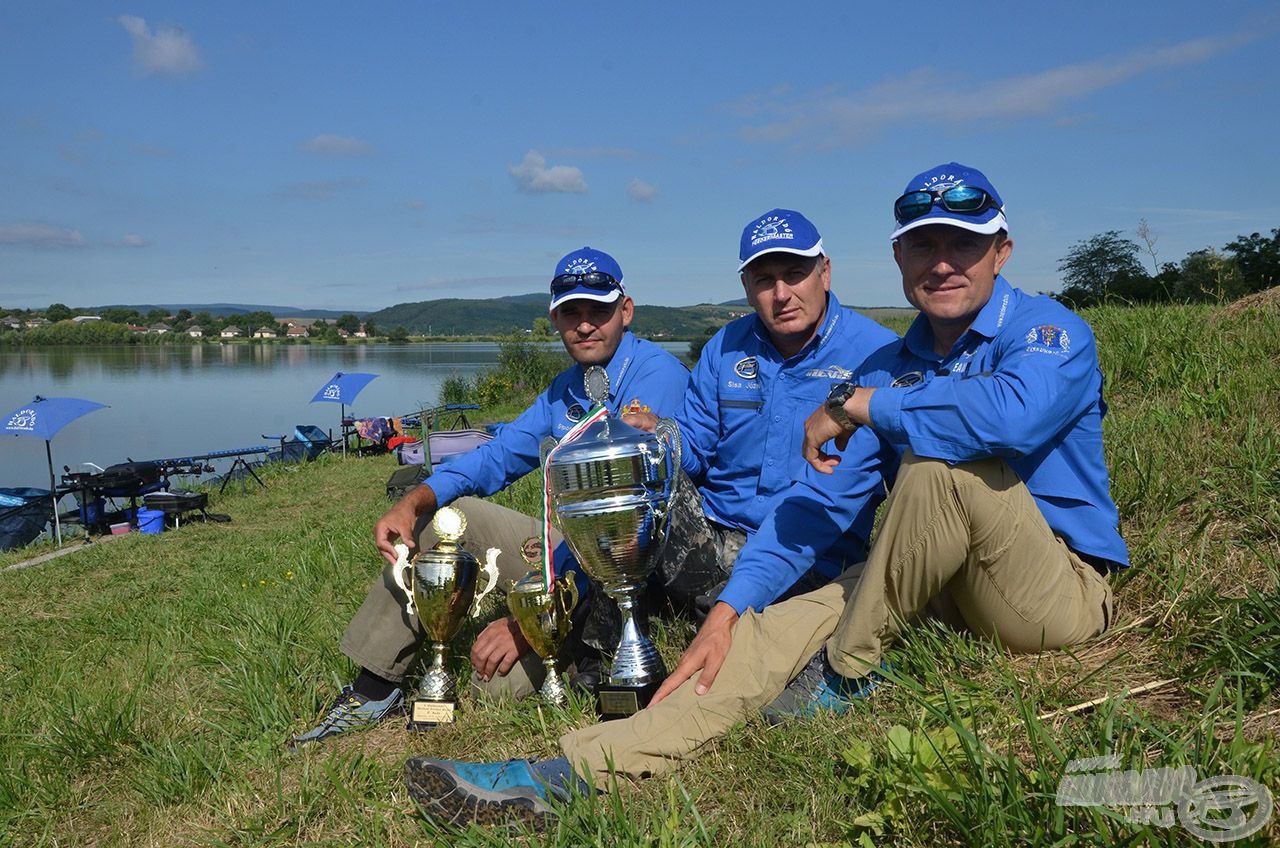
[310,372,378,457]
[3,395,109,545]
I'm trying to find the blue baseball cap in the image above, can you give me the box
[549,246,625,311]
[889,162,1008,240]
[737,208,824,272]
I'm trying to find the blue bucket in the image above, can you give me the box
[138,508,165,535]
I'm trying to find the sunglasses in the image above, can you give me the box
[894,185,1000,225]
[550,271,621,294]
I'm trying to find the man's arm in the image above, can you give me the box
[673,333,724,481]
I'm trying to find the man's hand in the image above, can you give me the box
[373,485,438,565]
[621,410,659,432]
[802,387,875,474]
[649,602,739,706]
[470,616,532,682]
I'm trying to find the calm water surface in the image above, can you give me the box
[0,342,685,490]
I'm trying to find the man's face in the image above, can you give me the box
[893,226,1013,328]
[551,296,634,367]
[740,253,831,355]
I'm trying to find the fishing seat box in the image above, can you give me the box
[143,490,209,517]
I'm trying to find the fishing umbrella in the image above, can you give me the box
[310,372,378,457]
[3,395,108,545]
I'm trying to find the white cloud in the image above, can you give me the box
[118,15,203,77]
[302,133,375,157]
[508,150,587,194]
[0,223,87,249]
[737,30,1262,146]
[121,233,148,247]
[627,178,659,203]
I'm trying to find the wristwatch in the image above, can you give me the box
[825,381,858,432]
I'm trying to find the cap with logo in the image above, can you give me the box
[890,162,1007,240]
[549,247,625,311]
[737,208,824,272]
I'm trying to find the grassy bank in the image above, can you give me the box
[1,304,1277,846]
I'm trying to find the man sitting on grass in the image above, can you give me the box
[401,162,1129,828]
[291,247,690,747]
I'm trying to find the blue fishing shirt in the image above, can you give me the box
[681,293,900,614]
[728,277,1128,614]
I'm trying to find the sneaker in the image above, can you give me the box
[289,684,404,749]
[762,647,877,723]
[404,756,583,829]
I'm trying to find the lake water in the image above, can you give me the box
[1,342,689,490]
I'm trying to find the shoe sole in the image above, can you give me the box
[404,759,550,830]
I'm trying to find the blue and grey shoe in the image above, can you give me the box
[762,647,878,723]
[404,756,586,829]
[289,684,404,749]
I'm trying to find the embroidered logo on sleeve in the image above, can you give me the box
[1025,325,1071,356]
[565,403,585,422]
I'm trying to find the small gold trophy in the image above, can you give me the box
[508,539,580,705]
[391,506,498,729]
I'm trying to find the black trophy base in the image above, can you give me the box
[407,698,456,730]
[597,680,663,721]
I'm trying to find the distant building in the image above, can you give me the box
[126,324,148,333]
[25,317,50,328]
[253,327,277,339]
[150,323,171,334]
[71,315,102,323]
[187,325,204,338]
[285,325,309,338]
[220,326,242,339]
[336,328,350,338]
[2,318,22,330]
[354,325,368,338]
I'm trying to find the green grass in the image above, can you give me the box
[1,304,1278,846]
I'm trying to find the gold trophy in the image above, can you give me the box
[508,539,580,705]
[391,506,498,728]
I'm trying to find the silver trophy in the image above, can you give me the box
[544,366,681,718]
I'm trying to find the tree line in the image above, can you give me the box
[1055,225,1279,308]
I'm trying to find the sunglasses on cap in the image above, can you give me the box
[893,185,1000,225]
[550,271,621,294]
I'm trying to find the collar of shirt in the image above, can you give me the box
[749,291,844,364]
[899,276,1017,363]
[567,329,636,407]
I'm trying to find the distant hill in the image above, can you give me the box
[364,293,753,337]
[89,303,366,319]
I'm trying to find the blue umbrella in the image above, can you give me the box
[4,395,108,545]
[310,372,378,457]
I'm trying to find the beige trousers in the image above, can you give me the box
[340,496,559,686]
[560,452,1114,781]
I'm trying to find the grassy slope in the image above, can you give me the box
[1,304,1278,847]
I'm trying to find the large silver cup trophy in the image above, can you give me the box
[391,506,498,729]
[544,366,681,718]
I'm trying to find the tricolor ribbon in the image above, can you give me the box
[542,403,609,591]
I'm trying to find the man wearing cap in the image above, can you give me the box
[401,164,1126,827]
[291,247,691,747]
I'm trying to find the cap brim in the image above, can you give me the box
[890,210,1007,240]
[737,239,825,272]
[549,286,623,311]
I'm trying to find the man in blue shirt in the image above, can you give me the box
[401,164,1127,827]
[291,247,690,747]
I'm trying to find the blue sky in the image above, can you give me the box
[2,2,1279,311]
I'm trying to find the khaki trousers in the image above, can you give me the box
[560,452,1114,781]
[339,497,559,688]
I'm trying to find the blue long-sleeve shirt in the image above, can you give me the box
[730,277,1128,610]
[681,293,900,614]
[425,331,691,584]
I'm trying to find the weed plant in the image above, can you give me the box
[0,304,1277,846]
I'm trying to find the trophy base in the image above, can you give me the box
[597,679,663,720]
[407,698,456,730]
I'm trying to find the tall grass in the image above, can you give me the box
[0,304,1276,846]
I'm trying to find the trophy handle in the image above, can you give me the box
[555,574,580,618]
[472,547,501,617]
[391,542,415,617]
[653,417,683,514]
